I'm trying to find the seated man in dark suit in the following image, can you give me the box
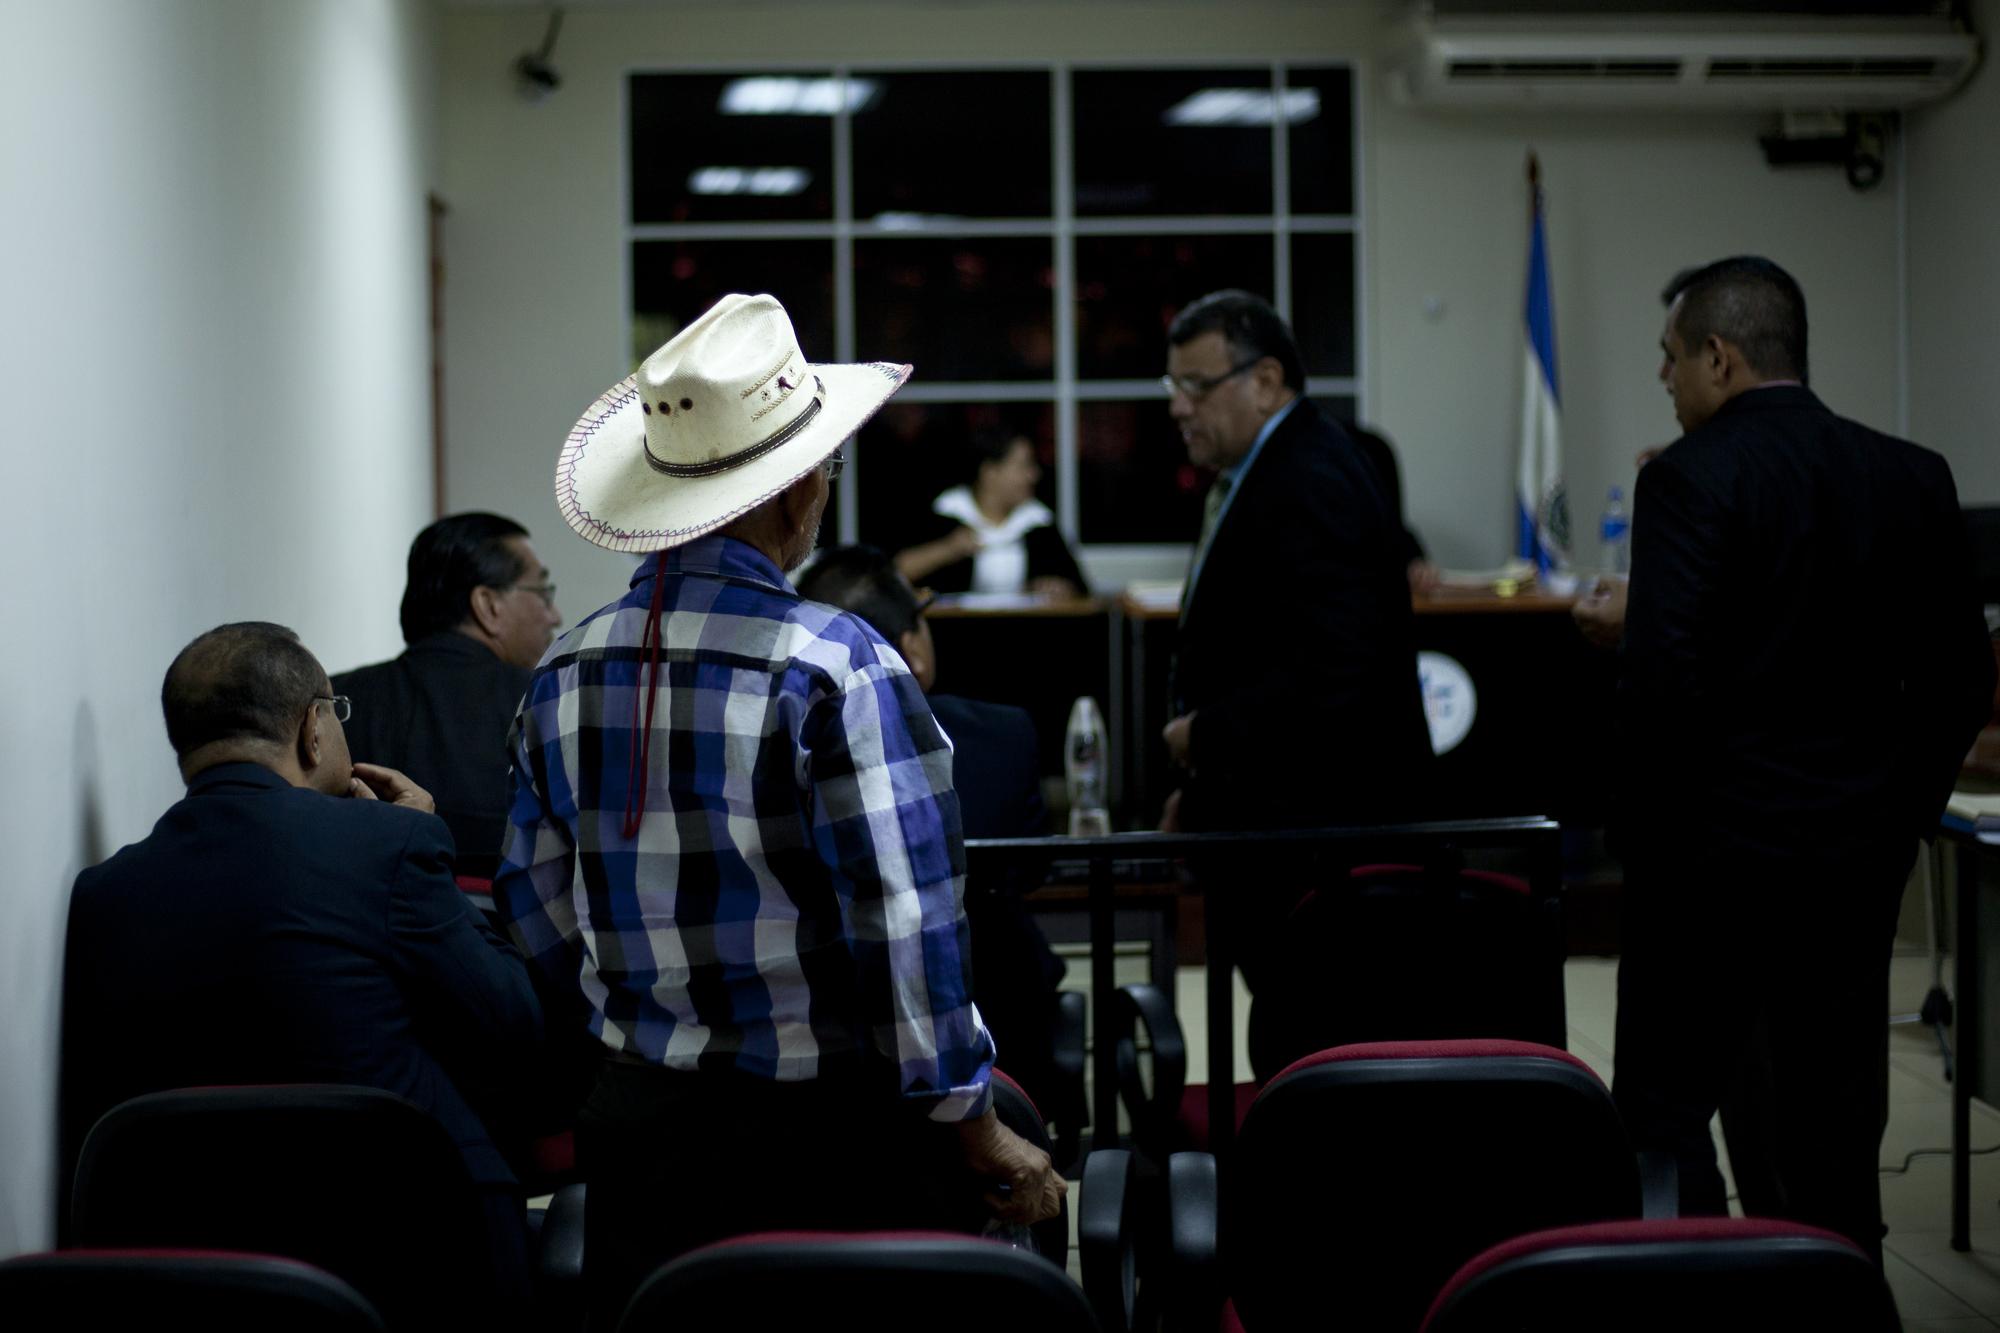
[62,621,543,1287]
[798,546,1070,1121]
[334,513,563,873]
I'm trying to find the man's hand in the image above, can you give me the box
[1158,787,1184,833]
[349,762,437,814]
[1162,712,1195,771]
[1572,576,1628,652]
[1406,559,1442,597]
[1027,575,1082,601]
[955,1109,1066,1225]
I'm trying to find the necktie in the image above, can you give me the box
[1181,471,1234,619]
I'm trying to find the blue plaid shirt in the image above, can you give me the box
[495,536,993,1121]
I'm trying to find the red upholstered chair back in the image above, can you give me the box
[615,1232,1101,1332]
[1247,863,1567,1081]
[0,1249,386,1331]
[70,1085,500,1330]
[1419,1218,1899,1332]
[1223,1040,1641,1332]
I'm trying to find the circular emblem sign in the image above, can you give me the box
[1418,650,1477,755]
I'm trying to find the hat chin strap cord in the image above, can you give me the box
[622,550,671,839]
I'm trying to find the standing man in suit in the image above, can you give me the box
[62,621,543,1291]
[334,513,563,874]
[1611,257,1994,1261]
[1160,289,1433,987]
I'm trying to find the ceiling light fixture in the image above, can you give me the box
[1162,88,1321,127]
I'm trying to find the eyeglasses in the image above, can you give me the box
[820,451,846,483]
[513,582,558,608]
[315,694,352,724]
[1160,358,1262,401]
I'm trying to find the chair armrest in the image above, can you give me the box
[537,1181,586,1286]
[1165,1151,1221,1333]
[1054,990,1088,1084]
[1637,1149,1679,1219]
[1115,983,1186,1158]
[1078,1149,1137,1333]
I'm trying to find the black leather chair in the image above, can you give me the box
[0,1249,386,1331]
[69,1083,576,1331]
[1419,1217,1900,1331]
[1163,1040,1652,1332]
[615,1232,1102,1332]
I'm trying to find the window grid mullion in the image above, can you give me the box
[832,67,858,543]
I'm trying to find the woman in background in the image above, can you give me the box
[895,428,1086,598]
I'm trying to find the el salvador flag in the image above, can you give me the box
[1518,163,1569,577]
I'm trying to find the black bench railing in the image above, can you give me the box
[964,817,1564,1155]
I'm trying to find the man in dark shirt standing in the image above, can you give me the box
[335,513,562,871]
[1612,257,1995,1260]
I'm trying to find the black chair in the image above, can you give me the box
[0,1249,385,1331]
[1112,862,1567,1160]
[1419,1217,1900,1331]
[69,1084,565,1330]
[1161,1040,1651,1333]
[615,1232,1102,1332]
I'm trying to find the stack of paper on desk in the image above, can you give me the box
[1945,788,2000,837]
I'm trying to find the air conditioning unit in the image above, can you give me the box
[1386,5,1981,111]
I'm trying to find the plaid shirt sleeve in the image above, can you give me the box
[493,686,586,1013]
[807,659,994,1122]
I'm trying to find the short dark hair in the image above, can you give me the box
[967,426,1031,486]
[161,622,325,758]
[1167,289,1305,392]
[1662,256,1809,385]
[796,545,924,643]
[399,512,530,643]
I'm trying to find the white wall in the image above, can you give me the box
[0,0,438,1254]
[439,1,1907,603]
[1373,104,1902,571]
[1906,0,2000,505]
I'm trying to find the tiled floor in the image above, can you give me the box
[1066,949,2000,1327]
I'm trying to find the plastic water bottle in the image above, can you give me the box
[1600,486,1631,575]
[1065,696,1111,837]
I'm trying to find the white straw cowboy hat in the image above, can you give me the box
[558,293,912,552]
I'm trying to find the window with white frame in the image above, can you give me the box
[627,62,1359,561]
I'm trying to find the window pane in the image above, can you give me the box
[1286,66,1355,216]
[854,402,1056,553]
[1076,233,1275,381]
[628,73,836,223]
[1293,232,1357,379]
[630,240,834,367]
[1078,399,1208,545]
[1073,68,1274,217]
[852,71,1052,219]
[854,237,1055,382]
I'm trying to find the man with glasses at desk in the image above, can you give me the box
[334,512,563,873]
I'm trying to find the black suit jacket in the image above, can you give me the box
[929,694,1048,841]
[61,763,543,1190]
[333,633,531,872]
[1619,385,1995,869]
[1173,398,1434,830]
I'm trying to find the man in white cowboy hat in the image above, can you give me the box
[494,294,1065,1321]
